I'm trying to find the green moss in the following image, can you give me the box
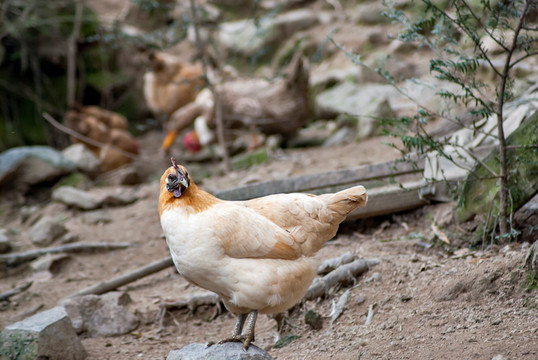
[0,331,39,360]
[456,111,538,228]
[231,148,269,170]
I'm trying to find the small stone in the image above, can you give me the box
[82,210,112,225]
[491,355,508,360]
[60,233,80,244]
[304,309,323,330]
[62,143,101,176]
[30,253,70,273]
[52,186,101,210]
[92,187,138,207]
[30,216,68,247]
[166,342,273,360]
[0,228,13,254]
[0,306,86,360]
[356,295,365,305]
[365,272,381,283]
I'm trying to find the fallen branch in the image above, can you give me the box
[0,242,136,267]
[329,289,350,325]
[0,281,33,301]
[14,303,44,320]
[68,256,174,298]
[304,258,380,301]
[317,252,358,275]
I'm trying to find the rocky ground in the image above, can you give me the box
[0,131,536,360]
[1,0,537,359]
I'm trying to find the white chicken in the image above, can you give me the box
[158,158,367,349]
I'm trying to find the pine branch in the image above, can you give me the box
[188,0,230,172]
[425,0,502,77]
[460,0,510,52]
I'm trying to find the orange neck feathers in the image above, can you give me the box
[158,167,219,216]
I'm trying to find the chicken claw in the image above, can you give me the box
[217,311,257,350]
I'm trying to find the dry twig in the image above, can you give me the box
[0,281,33,301]
[0,242,135,267]
[317,252,358,275]
[68,256,173,298]
[304,258,380,301]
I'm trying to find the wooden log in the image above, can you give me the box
[215,158,424,201]
[304,258,380,301]
[347,180,432,220]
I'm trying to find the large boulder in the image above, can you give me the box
[0,306,86,360]
[456,110,538,223]
[0,146,75,192]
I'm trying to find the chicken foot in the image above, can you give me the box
[217,310,258,350]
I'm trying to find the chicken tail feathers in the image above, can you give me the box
[325,185,367,217]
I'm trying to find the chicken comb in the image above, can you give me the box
[170,157,179,170]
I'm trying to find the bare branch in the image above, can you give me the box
[0,242,136,267]
[68,256,173,298]
[188,0,230,172]
[511,51,538,67]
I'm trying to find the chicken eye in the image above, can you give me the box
[168,173,177,181]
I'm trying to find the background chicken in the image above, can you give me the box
[159,56,310,155]
[143,52,206,121]
[64,105,139,172]
[158,158,367,349]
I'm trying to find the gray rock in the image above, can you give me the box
[60,232,80,244]
[0,306,86,360]
[323,127,355,147]
[315,83,396,138]
[0,146,75,191]
[52,186,101,210]
[167,342,273,360]
[30,216,68,247]
[0,228,13,254]
[62,144,101,177]
[59,292,139,336]
[310,66,360,90]
[491,355,508,360]
[30,253,70,273]
[218,9,318,57]
[514,193,538,243]
[91,187,138,207]
[82,210,112,225]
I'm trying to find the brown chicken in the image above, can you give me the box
[64,106,139,172]
[143,52,206,120]
[158,158,367,349]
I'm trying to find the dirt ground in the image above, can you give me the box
[1,130,536,360]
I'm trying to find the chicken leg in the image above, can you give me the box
[218,310,258,350]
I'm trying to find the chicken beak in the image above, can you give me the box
[170,157,190,190]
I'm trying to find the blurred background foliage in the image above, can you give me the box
[0,0,187,151]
